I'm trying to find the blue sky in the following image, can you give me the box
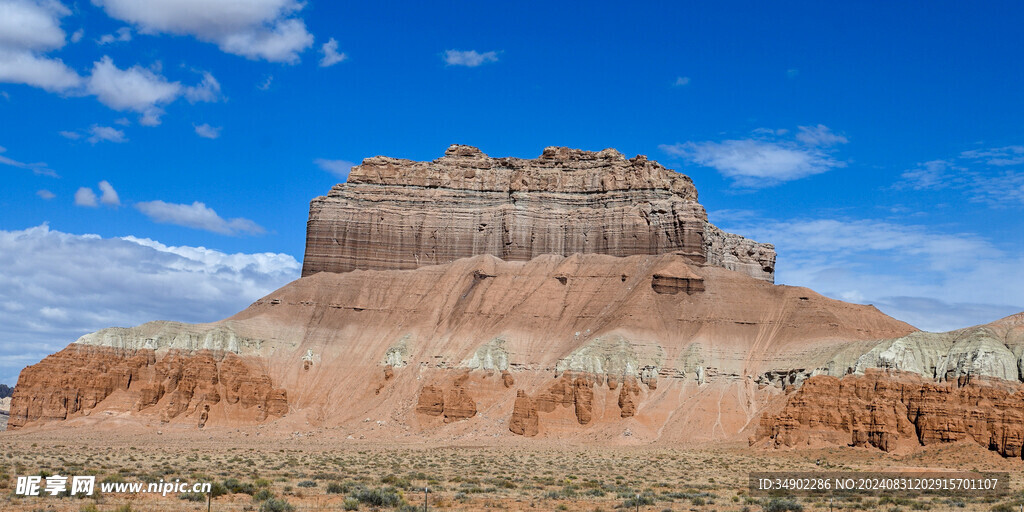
[2,1,1023,385]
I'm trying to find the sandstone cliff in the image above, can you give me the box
[301,145,776,282]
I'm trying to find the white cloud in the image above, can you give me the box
[98,180,120,205]
[93,0,314,63]
[257,74,273,90]
[0,0,83,92]
[97,26,131,45]
[443,49,499,67]
[74,187,98,207]
[661,126,848,187]
[718,215,1024,332]
[0,144,58,176]
[896,146,1024,206]
[135,200,266,235]
[194,123,221,139]
[70,28,83,43]
[795,124,847,146]
[87,124,126,143]
[183,71,221,103]
[58,129,80,139]
[314,158,354,179]
[86,56,181,125]
[0,224,300,385]
[673,76,690,87]
[960,145,1024,167]
[36,189,55,199]
[319,37,347,67]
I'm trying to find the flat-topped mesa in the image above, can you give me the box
[302,145,776,281]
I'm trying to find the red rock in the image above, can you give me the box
[618,376,641,418]
[8,346,287,429]
[501,370,514,388]
[509,390,539,436]
[573,377,594,425]
[415,385,444,416]
[442,387,477,423]
[755,370,1024,458]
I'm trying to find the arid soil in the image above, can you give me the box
[1,426,1022,511]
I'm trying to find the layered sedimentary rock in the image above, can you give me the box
[302,145,776,282]
[754,369,1024,458]
[509,390,539,436]
[844,313,1024,382]
[8,324,287,429]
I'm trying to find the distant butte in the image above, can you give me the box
[301,145,777,282]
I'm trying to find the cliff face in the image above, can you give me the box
[301,145,776,282]
[754,370,1024,459]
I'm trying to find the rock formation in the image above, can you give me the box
[509,390,539,436]
[754,369,1024,458]
[7,325,287,429]
[302,145,776,282]
[14,144,961,446]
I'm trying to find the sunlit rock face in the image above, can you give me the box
[301,145,776,282]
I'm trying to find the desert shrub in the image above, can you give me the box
[343,497,360,510]
[619,493,656,508]
[179,491,205,502]
[352,486,405,507]
[223,478,256,495]
[259,497,294,512]
[253,488,275,501]
[764,497,804,512]
[297,480,316,488]
[327,481,349,494]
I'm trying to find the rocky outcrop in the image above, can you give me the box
[843,313,1024,382]
[415,380,478,422]
[509,390,539,436]
[754,369,1024,458]
[8,345,287,429]
[618,376,641,418]
[302,145,775,282]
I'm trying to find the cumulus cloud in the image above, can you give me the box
[97,26,131,45]
[135,200,265,235]
[86,56,181,125]
[92,0,314,63]
[83,57,221,125]
[319,37,346,67]
[87,124,126,143]
[36,189,54,199]
[0,224,300,385]
[194,123,221,139]
[661,125,848,187]
[98,180,120,205]
[443,49,499,67]
[74,186,97,207]
[314,158,354,179]
[714,213,1024,332]
[58,130,80,139]
[0,0,83,92]
[0,144,58,176]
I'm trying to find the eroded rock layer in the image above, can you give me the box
[302,145,776,281]
[754,369,1024,458]
[8,344,287,429]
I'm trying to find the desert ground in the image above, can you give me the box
[1,425,1021,512]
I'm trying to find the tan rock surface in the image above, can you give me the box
[302,145,776,281]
